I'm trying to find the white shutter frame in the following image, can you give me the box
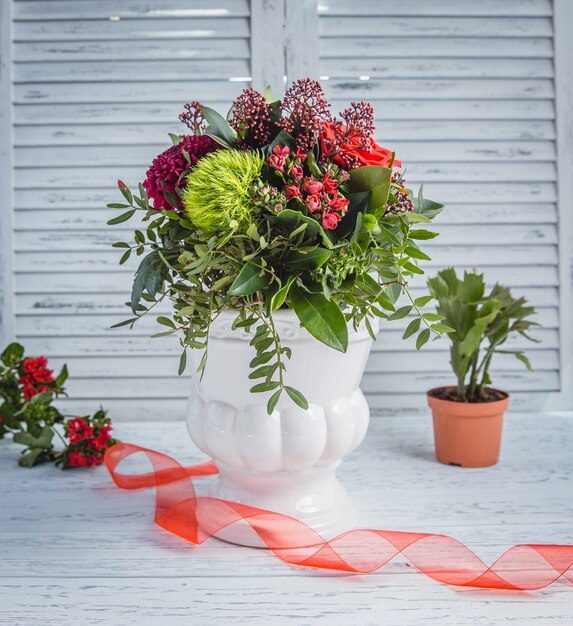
[553,0,573,410]
[250,0,285,95]
[285,0,319,82]
[0,0,14,347]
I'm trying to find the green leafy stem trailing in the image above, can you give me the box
[109,179,450,414]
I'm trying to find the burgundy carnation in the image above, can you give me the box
[143,135,218,211]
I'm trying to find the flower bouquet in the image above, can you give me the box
[107,79,446,540]
[108,79,445,411]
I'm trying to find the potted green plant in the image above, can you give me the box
[426,268,539,467]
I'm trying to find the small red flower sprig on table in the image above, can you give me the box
[64,412,114,468]
[0,342,117,468]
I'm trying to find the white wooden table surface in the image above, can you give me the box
[1,413,572,626]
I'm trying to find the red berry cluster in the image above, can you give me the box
[277,79,332,152]
[64,416,114,468]
[19,357,54,400]
[229,87,274,148]
[179,100,206,135]
[386,172,415,215]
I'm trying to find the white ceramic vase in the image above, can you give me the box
[186,310,376,546]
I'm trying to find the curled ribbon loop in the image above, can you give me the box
[104,443,573,591]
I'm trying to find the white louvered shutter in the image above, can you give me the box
[11,0,252,419]
[317,0,561,412]
[2,0,569,419]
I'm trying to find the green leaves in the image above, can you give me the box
[289,284,348,352]
[458,272,486,304]
[514,352,532,371]
[228,261,270,296]
[285,386,309,410]
[13,424,55,468]
[131,250,170,314]
[388,306,412,321]
[349,166,392,216]
[402,318,421,340]
[285,247,332,271]
[265,129,296,155]
[178,349,187,376]
[107,210,136,225]
[269,275,296,312]
[200,105,236,148]
[413,186,444,220]
[1,342,24,367]
[245,316,308,414]
[55,364,68,388]
[416,328,431,350]
[409,229,439,241]
[13,424,54,451]
[275,209,320,243]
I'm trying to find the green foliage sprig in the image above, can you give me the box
[109,179,449,413]
[427,268,540,402]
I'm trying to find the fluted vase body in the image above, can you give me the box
[187,310,375,546]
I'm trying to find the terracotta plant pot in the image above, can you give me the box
[427,386,509,468]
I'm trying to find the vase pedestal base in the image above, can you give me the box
[196,461,358,548]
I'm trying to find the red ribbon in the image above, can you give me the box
[104,442,573,591]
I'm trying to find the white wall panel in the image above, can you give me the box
[0,0,570,420]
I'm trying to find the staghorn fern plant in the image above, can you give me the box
[427,268,540,402]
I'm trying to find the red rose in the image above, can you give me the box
[285,184,302,199]
[306,195,321,213]
[303,178,324,195]
[290,164,303,181]
[322,212,340,230]
[353,136,401,169]
[320,122,401,169]
[328,193,349,213]
[322,173,338,193]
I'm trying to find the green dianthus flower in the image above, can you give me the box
[182,149,264,232]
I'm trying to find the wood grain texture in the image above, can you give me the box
[285,0,319,80]
[1,415,572,624]
[13,0,251,20]
[318,0,553,18]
